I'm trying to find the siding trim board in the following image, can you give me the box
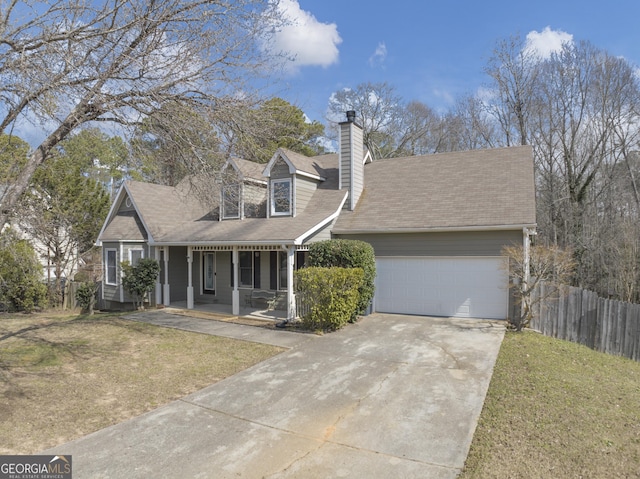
[332,225,536,235]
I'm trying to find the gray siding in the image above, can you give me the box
[340,122,364,210]
[294,176,318,214]
[117,193,135,213]
[336,230,522,321]
[167,246,188,301]
[270,159,290,180]
[101,241,153,308]
[335,230,522,257]
[102,242,121,305]
[216,251,233,304]
[304,220,335,244]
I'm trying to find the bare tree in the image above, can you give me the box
[484,34,542,147]
[440,95,499,151]
[327,82,404,159]
[503,243,575,331]
[0,0,283,227]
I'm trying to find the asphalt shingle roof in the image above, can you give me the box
[333,145,536,232]
[99,145,535,245]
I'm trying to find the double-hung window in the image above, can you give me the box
[271,178,291,216]
[106,249,117,285]
[129,248,144,266]
[222,184,240,219]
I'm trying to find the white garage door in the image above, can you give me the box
[375,257,508,319]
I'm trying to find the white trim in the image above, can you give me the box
[96,182,155,246]
[294,191,349,245]
[270,178,292,216]
[202,251,216,293]
[128,247,144,265]
[224,158,268,185]
[332,223,538,235]
[263,149,326,181]
[221,183,241,219]
[105,248,118,286]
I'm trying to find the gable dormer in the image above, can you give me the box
[220,158,267,220]
[263,148,327,218]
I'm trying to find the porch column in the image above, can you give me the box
[187,246,194,309]
[286,245,296,321]
[163,247,170,306]
[154,247,162,305]
[232,247,240,315]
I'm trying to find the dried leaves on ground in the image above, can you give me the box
[462,331,640,478]
[0,312,283,454]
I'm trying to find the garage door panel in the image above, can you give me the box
[375,257,507,319]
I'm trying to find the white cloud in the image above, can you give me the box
[369,42,387,67]
[269,0,342,73]
[525,26,573,59]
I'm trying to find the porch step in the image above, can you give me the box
[165,307,276,328]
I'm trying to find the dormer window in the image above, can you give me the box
[271,178,291,216]
[222,184,241,219]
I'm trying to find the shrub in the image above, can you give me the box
[308,239,375,320]
[0,230,47,312]
[295,266,363,331]
[75,282,98,314]
[121,258,160,310]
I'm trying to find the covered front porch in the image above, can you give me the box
[152,243,308,321]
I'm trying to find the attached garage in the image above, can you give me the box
[374,256,509,319]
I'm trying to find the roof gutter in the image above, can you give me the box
[332,223,537,235]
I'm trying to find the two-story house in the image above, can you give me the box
[97,112,536,321]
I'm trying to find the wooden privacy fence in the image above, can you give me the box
[530,281,640,361]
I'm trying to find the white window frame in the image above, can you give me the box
[129,248,144,266]
[222,183,241,219]
[271,178,292,216]
[106,249,118,286]
[203,252,216,292]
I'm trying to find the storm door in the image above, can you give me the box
[203,252,216,294]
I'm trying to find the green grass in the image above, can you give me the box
[0,311,284,454]
[461,330,640,478]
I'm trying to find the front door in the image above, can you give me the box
[203,252,216,294]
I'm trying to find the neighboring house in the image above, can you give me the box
[96,112,536,321]
[0,185,80,283]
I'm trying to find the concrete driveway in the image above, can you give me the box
[44,312,504,478]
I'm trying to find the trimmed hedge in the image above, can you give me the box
[295,267,363,331]
[308,239,375,320]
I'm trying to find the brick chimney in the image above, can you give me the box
[339,110,364,211]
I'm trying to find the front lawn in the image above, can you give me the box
[0,311,283,454]
[461,330,640,478]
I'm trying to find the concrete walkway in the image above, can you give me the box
[44,312,505,478]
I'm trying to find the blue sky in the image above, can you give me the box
[269,0,640,123]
